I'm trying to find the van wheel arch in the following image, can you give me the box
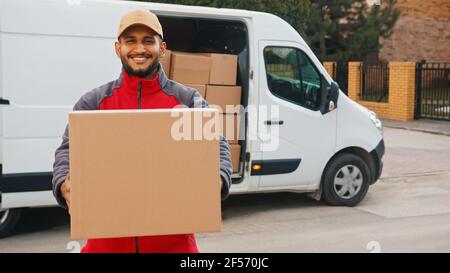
[322,147,376,184]
[318,147,375,203]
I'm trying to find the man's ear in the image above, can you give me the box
[114,40,121,58]
[160,41,167,57]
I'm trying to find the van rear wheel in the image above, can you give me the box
[322,153,370,206]
[0,208,22,238]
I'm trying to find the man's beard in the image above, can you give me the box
[121,55,160,78]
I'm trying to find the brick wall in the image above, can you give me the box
[347,61,416,121]
[379,0,450,62]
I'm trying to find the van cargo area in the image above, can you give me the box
[159,16,249,183]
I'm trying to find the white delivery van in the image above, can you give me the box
[0,0,384,238]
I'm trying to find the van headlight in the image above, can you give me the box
[369,110,383,135]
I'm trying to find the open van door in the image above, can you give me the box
[255,40,337,188]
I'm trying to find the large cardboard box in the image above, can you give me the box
[206,85,242,114]
[183,83,206,98]
[230,144,241,173]
[69,108,221,240]
[219,114,240,144]
[170,52,212,84]
[202,53,238,85]
[159,49,172,75]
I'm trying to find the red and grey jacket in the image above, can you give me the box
[52,64,232,253]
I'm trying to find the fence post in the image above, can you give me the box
[323,61,336,79]
[388,62,416,121]
[414,61,423,119]
[348,62,362,101]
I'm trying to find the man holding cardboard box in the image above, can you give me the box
[52,10,232,253]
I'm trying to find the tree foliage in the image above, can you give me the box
[306,0,400,61]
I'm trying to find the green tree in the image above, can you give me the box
[306,0,400,61]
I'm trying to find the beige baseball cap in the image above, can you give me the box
[117,9,163,39]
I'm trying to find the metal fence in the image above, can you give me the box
[415,62,450,120]
[333,62,348,95]
[361,62,389,102]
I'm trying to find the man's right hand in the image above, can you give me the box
[60,174,71,214]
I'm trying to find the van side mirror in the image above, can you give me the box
[320,78,339,114]
[329,81,339,98]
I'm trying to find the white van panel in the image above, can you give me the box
[336,95,382,153]
[252,13,306,50]
[1,190,56,209]
[1,33,120,105]
[3,107,69,139]
[3,139,60,173]
[2,106,68,173]
[0,0,119,38]
[0,21,120,174]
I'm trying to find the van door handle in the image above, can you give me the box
[0,98,10,105]
[264,120,284,125]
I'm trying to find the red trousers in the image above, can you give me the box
[81,234,199,253]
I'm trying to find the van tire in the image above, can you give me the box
[322,153,370,206]
[0,208,22,238]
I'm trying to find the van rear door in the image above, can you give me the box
[0,0,119,207]
[256,40,337,188]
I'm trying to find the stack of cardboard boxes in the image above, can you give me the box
[160,50,242,173]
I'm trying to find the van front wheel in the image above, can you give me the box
[0,208,22,238]
[322,154,371,206]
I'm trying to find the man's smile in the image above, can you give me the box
[129,54,152,65]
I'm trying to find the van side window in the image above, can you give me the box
[263,47,321,110]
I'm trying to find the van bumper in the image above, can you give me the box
[369,139,385,185]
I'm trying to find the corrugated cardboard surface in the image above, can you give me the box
[206,85,242,114]
[170,52,212,84]
[230,144,241,173]
[69,108,221,240]
[183,83,206,98]
[202,53,238,85]
[160,49,172,75]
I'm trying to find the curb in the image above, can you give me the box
[383,124,450,137]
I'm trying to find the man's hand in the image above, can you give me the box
[60,174,71,214]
